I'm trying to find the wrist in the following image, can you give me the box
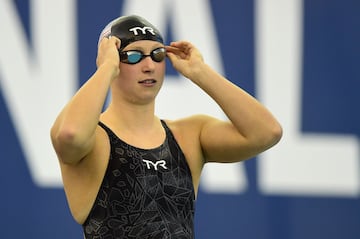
[188,63,211,84]
[98,61,120,81]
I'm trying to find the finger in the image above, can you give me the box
[166,45,190,59]
[166,51,175,62]
[167,49,188,60]
[109,36,121,49]
[166,52,183,70]
[166,50,181,61]
[98,37,108,48]
[170,41,193,52]
[170,40,190,46]
[165,46,182,54]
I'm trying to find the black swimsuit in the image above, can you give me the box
[83,121,195,239]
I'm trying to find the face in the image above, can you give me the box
[114,40,166,104]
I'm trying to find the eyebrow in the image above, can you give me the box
[123,43,164,52]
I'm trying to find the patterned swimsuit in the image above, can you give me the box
[82,121,195,239]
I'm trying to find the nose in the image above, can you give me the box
[141,55,156,72]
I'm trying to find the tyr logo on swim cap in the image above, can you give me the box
[98,15,164,50]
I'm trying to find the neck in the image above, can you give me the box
[101,99,159,132]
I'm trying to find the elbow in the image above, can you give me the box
[265,122,283,149]
[51,124,78,147]
[50,125,85,165]
[274,124,283,144]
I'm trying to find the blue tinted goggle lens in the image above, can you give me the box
[120,47,166,64]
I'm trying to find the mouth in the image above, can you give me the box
[138,79,157,86]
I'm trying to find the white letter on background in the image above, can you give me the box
[256,0,359,197]
[0,0,77,186]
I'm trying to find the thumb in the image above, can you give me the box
[166,51,184,70]
[109,36,121,49]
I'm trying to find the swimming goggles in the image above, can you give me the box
[119,47,166,64]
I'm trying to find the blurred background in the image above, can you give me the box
[0,0,359,238]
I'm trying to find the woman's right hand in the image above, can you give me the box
[96,36,121,72]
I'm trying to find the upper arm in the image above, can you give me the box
[56,126,110,224]
[199,115,269,163]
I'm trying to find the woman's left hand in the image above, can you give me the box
[165,41,204,80]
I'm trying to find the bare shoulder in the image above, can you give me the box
[165,114,215,131]
[163,114,215,146]
[164,114,225,154]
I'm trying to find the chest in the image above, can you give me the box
[104,136,194,200]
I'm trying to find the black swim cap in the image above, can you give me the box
[98,15,164,50]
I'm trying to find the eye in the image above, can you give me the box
[126,51,143,63]
[151,48,166,62]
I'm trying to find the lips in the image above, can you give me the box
[138,79,157,85]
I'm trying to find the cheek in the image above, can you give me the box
[119,65,137,79]
[119,64,130,74]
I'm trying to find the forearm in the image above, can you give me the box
[52,63,117,150]
[191,63,282,144]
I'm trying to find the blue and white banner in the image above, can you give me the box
[0,0,359,238]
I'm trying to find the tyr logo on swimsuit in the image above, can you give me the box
[142,159,168,171]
